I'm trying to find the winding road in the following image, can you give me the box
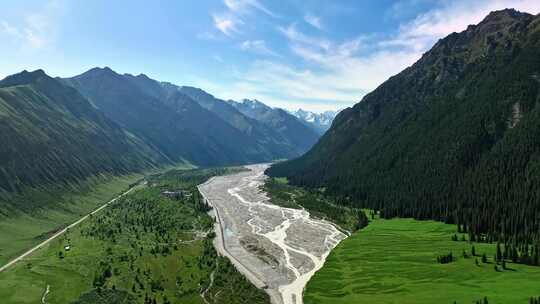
[198,164,346,304]
[0,183,141,273]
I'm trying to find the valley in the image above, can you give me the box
[198,165,347,304]
[0,167,270,304]
[2,3,540,304]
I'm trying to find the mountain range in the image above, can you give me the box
[290,109,340,135]
[228,99,320,152]
[267,9,540,256]
[0,67,323,211]
[0,70,164,206]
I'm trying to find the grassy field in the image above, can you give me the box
[305,215,540,304]
[0,167,269,304]
[0,174,143,266]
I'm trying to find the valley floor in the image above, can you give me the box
[198,164,347,304]
[0,167,269,304]
[304,215,540,304]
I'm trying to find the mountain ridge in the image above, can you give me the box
[63,67,317,167]
[0,69,165,208]
[267,9,540,260]
[228,98,320,153]
[291,108,340,135]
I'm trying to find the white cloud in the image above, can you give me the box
[206,0,540,112]
[240,0,540,111]
[388,0,540,53]
[224,0,277,18]
[240,40,279,57]
[210,0,277,38]
[304,14,322,30]
[212,13,243,36]
[0,0,65,50]
[1,21,21,37]
[278,24,331,50]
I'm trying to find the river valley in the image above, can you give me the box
[198,164,347,304]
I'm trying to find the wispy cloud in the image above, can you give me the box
[278,24,331,50]
[304,13,323,30]
[197,0,540,111]
[224,0,277,18]
[240,40,279,57]
[386,0,540,52]
[0,0,65,50]
[212,13,243,36]
[209,0,277,38]
[220,0,540,111]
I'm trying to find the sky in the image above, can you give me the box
[1,1,540,112]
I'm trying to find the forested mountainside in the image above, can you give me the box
[178,86,311,157]
[0,70,164,205]
[229,99,319,153]
[268,9,540,265]
[292,109,339,135]
[64,68,308,166]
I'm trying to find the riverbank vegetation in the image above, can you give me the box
[0,167,269,304]
[263,177,367,232]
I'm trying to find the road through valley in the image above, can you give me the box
[198,164,347,304]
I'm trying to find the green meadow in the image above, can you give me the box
[305,215,540,304]
[0,167,268,304]
[0,174,143,266]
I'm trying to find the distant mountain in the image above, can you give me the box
[178,86,313,158]
[291,109,339,135]
[63,68,308,166]
[0,70,164,204]
[0,66,327,208]
[268,9,540,258]
[228,99,320,153]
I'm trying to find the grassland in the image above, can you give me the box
[0,167,269,304]
[304,215,540,304]
[0,174,144,266]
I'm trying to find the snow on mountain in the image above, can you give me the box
[291,109,341,135]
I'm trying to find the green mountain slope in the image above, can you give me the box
[268,9,540,262]
[0,70,165,207]
[179,86,309,157]
[64,68,303,166]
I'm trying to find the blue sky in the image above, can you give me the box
[1,0,539,112]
